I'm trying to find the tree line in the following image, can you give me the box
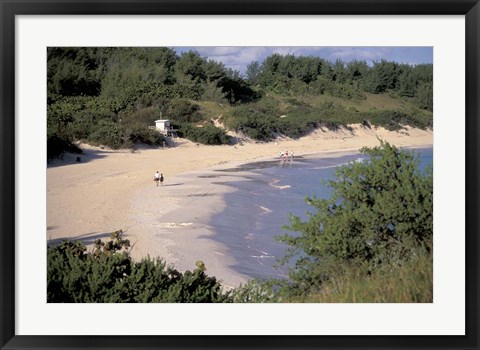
[47,47,433,158]
[246,53,432,109]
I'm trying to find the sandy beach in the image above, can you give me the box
[47,124,432,288]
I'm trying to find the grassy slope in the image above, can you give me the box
[197,92,431,121]
[290,252,433,303]
[195,92,432,139]
[298,92,419,112]
[194,100,229,119]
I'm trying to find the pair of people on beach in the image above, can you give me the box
[154,171,164,186]
[279,150,294,159]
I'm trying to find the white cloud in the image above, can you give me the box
[196,47,269,72]
[328,47,386,62]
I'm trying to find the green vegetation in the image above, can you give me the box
[229,56,433,140]
[291,249,433,303]
[48,231,230,303]
[47,48,253,157]
[47,48,432,158]
[176,122,231,145]
[274,141,433,301]
[48,142,433,303]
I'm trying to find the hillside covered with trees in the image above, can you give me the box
[47,47,433,158]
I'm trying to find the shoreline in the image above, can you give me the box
[127,150,362,288]
[47,125,433,288]
[129,166,258,288]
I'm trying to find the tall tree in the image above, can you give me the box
[246,61,262,85]
[366,60,400,93]
[415,81,433,111]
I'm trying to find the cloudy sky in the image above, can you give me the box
[174,47,433,75]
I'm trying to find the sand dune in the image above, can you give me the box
[47,125,432,288]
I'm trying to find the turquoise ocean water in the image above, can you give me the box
[209,147,433,281]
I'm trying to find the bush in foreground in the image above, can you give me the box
[287,244,433,303]
[47,231,230,303]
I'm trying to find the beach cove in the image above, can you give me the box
[47,125,433,289]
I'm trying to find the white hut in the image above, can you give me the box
[153,119,177,137]
[155,119,170,132]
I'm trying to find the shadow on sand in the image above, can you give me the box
[47,231,115,247]
[47,143,171,168]
[163,183,184,187]
[47,147,115,168]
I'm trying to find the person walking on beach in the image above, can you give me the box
[160,173,164,186]
[154,171,160,186]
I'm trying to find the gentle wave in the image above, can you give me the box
[311,157,366,170]
[257,205,272,214]
[268,178,291,189]
[311,164,341,170]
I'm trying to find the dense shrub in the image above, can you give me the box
[125,126,165,146]
[47,231,231,303]
[276,102,348,138]
[250,96,281,116]
[70,110,116,140]
[177,123,231,145]
[88,119,125,149]
[226,107,278,141]
[359,109,432,130]
[122,107,161,126]
[309,76,365,100]
[167,98,204,123]
[276,116,314,139]
[230,279,281,303]
[47,98,88,158]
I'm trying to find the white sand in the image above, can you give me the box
[47,124,432,288]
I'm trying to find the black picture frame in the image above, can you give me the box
[1,0,479,349]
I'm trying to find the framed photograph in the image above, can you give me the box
[1,0,479,349]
